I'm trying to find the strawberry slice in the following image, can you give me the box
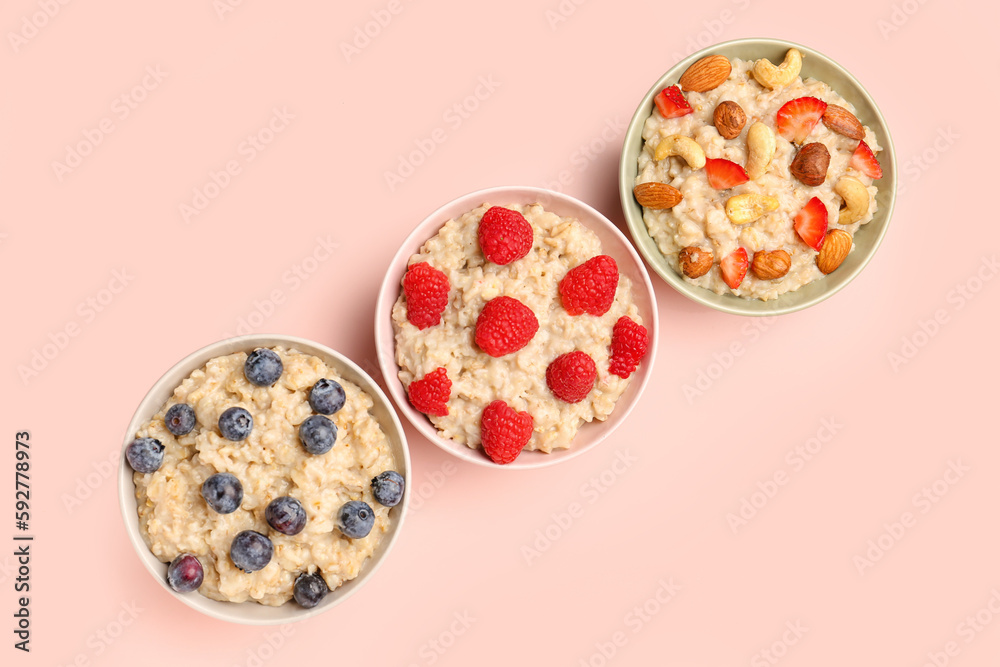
[653,85,693,119]
[793,197,829,251]
[850,140,883,179]
[776,97,828,144]
[719,248,749,290]
[704,158,749,189]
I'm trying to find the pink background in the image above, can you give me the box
[3,0,999,665]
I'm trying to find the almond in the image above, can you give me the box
[751,249,791,280]
[822,104,865,140]
[816,229,852,274]
[633,182,682,209]
[678,55,732,93]
[713,101,746,139]
[679,246,713,278]
[789,142,830,186]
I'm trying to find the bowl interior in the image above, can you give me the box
[619,38,896,316]
[375,186,658,469]
[118,335,410,625]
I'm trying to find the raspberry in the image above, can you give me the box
[478,206,533,265]
[481,400,533,465]
[407,367,451,416]
[403,262,450,330]
[545,351,597,403]
[474,296,539,357]
[559,255,619,316]
[608,316,649,379]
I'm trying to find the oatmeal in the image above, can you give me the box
[391,202,649,462]
[635,50,883,300]
[128,346,401,606]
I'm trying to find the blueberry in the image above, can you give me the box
[125,437,164,474]
[371,471,405,507]
[293,572,329,609]
[337,500,375,539]
[244,348,283,387]
[167,553,204,593]
[202,473,243,514]
[164,404,196,436]
[309,379,345,415]
[299,415,337,455]
[219,407,253,441]
[230,530,273,573]
[265,496,307,536]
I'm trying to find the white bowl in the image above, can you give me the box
[374,186,658,469]
[118,335,410,624]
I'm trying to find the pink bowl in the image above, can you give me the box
[374,186,659,469]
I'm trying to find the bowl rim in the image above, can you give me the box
[374,185,659,470]
[618,37,897,316]
[117,333,411,625]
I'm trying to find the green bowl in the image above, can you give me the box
[619,38,896,316]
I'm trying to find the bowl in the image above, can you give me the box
[118,335,410,625]
[619,38,897,316]
[374,185,658,469]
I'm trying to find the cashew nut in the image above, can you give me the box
[654,132,706,169]
[725,193,780,225]
[835,176,870,225]
[752,48,803,90]
[744,122,776,180]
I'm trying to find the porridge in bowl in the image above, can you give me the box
[125,346,405,607]
[390,202,650,465]
[634,48,885,301]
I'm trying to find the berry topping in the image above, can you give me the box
[474,296,539,357]
[293,572,329,608]
[167,553,204,593]
[653,85,693,119]
[406,367,451,416]
[125,437,164,474]
[403,262,450,330]
[299,415,337,455]
[337,501,375,539]
[265,496,307,536]
[776,96,828,144]
[164,404,196,436]
[559,255,619,316]
[850,140,883,179]
[608,316,649,379]
[218,407,253,441]
[719,247,749,290]
[704,158,750,189]
[309,378,345,415]
[244,348,283,387]
[480,400,533,465]
[230,530,273,573]
[793,197,829,251]
[371,471,405,507]
[478,206,533,265]
[545,351,597,403]
[202,472,243,514]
